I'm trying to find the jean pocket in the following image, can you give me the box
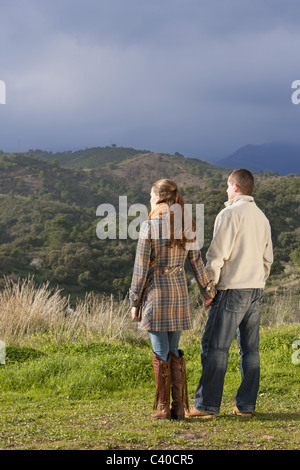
[225,289,251,313]
[211,290,223,307]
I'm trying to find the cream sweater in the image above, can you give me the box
[206,195,273,290]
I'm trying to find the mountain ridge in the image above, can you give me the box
[217,143,300,175]
[28,142,300,175]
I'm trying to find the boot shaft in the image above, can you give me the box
[151,353,171,419]
[170,350,189,419]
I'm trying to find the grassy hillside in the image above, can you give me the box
[0,322,299,450]
[0,276,298,450]
[0,148,299,299]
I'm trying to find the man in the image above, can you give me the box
[187,168,273,418]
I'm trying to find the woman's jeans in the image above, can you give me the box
[148,331,182,362]
[194,289,263,414]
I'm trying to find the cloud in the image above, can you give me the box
[1,0,300,158]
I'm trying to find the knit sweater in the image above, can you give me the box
[206,195,273,290]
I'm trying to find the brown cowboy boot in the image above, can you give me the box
[170,350,189,420]
[151,353,171,419]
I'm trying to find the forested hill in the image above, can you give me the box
[30,146,151,169]
[0,148,299,299]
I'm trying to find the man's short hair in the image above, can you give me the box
[228,168,254,195]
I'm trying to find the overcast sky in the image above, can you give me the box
[1,0,300,161]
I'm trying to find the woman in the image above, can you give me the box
[129,179,215,419]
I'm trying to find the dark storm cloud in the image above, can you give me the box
[1,0,300,159]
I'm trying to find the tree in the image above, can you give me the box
[290,247,300,266]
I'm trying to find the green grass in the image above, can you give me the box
[0,325,299,450]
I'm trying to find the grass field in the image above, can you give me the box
[0,324,299,451]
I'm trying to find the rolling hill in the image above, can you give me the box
[0,148,298,299]
[29,146,150,169]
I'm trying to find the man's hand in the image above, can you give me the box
[131,307,140,322]
[203,298,213,308]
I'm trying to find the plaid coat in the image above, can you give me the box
[129,213,215,331]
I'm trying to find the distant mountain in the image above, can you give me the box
[217,143,300,175]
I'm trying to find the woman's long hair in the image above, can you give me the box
[151,179,196,250]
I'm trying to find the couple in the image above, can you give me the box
[129,170,273,420]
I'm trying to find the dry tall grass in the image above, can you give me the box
[190,287,300,332]
[261,288,300,326]
[0,277,298,346]
[0,277,137,346]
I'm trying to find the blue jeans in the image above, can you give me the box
[148,331,182,362]
[194,289,263,414]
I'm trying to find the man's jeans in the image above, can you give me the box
[194,288,263,414]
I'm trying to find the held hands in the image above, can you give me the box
[131,307,140,322]
[203,298,213,308]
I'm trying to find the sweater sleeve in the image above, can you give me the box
[263,224,273,282]
[206,209,239,285]
[129,220,151,307]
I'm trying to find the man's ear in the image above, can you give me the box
[233,183,240,193]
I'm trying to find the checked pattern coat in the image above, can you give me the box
[129,213,215,331]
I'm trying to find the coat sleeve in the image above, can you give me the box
[129,220,151,307]
[188,248,216,300]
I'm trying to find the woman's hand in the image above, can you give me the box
[131,307,140,322]
[203,298,213,308]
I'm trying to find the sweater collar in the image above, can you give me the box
[224,195,254,207]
